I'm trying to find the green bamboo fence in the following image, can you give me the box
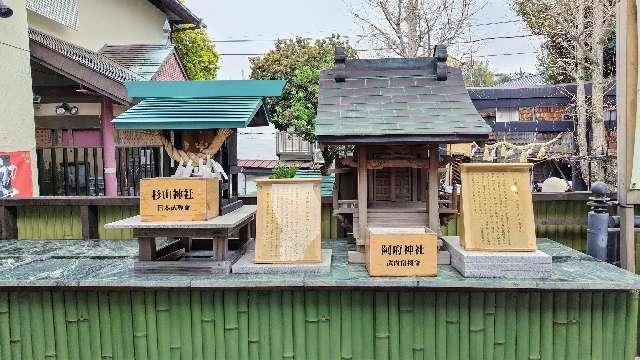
[16,206,82,240]
[0,289,636,360]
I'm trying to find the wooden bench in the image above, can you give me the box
[105,205,256,274]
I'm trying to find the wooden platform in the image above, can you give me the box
[105,205,256,273]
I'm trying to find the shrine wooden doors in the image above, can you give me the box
[369,167,424,203]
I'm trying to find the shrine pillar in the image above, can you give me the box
[101,97,117,196]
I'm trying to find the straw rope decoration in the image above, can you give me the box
[481,133,565,163]
[144,129,233,165]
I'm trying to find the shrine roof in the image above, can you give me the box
[113,80,287,129]
[315,48,491,144]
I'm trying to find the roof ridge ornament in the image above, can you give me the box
[334,47,346,82]
[434,45,448,81]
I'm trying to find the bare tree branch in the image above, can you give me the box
[351,0,482,58]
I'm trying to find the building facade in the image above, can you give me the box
[0,0,201,197]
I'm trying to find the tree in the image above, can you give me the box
[463,60,497,87]
[516,5,616,85]
[249,35,357,142]
[350,0,481,58]
[250,35,357,175]
[513,0,617,182]
[172,27,220,80]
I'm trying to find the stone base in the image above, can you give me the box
[438,251,451,265]
[232,249,332,274]
[348,250,365,264]
[444,236,551,279]
[134,249,242,275]
[134,259,233,275]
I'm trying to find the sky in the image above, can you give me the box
[184,0,544,80]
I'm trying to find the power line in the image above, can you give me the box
[469,19,523,27]
[211,30,534,44]
[450,34,536,44]
[217,34,538,56]
[472,51,538,58]
[0,41,30,53]
[219,50,539,57]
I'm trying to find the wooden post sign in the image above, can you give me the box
[255,178,322,263]
[140,178,219,221]
[366,227,438,276]
[459,163,536,251]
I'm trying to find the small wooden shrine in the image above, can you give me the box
[316,46,491,265]
[106,80,285,273]
[114,80,286,215]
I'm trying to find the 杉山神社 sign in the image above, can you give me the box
[140,178,219,221]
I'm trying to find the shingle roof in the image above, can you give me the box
[28,28,143,83]
[315,50,491,143]
[26,0,79,30]
[147,0,203,26]
[238,160,317,170]
[238,160,279,169]
[492,74,545,89]
[295,169,335,197]
[100,44,176,80]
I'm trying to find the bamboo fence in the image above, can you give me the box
[0,289,636,360]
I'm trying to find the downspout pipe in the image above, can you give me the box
[586,182,614,261]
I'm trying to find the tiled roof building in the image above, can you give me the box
[315,47,491,144]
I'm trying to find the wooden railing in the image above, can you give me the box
[276,131,316,161]
[0,192,597,243]
[36,147,105,196]
[115,146,162,196]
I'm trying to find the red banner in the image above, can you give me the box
[0,151,33,198]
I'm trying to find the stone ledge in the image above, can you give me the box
[232,250,332,275]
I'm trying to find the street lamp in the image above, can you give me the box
[0,1,13,18]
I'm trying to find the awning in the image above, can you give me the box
[113,80,286,130]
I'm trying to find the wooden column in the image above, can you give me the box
[227,130,239,198]
[357,145,368,245]
[79,205,99,240]
[101,97,117,196]
[427,144,440,232]
[0,206,18,240]
[137,237,157,261]
[616,0,637,271]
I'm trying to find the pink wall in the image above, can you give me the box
[61,129,102,147]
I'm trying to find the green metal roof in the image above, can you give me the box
[113,97,267,129]
[113,80,286,130]
[295,169,335,197]
[124,80,286,98]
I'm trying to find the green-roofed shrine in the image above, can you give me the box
[316,46,491,263]
[114,79,286,215]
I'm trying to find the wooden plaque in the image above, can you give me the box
[255,178,322,263]
[140,178,219,222]
[459,163,536,251]
[366,227,438,277]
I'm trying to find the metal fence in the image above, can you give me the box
[115,146,162,196]
[276,131,316,161]
[36,147,105,196]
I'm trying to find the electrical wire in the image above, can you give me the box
[0,40,30,53]
[218,50,540,57]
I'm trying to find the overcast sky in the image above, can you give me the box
[184,0,543,80]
